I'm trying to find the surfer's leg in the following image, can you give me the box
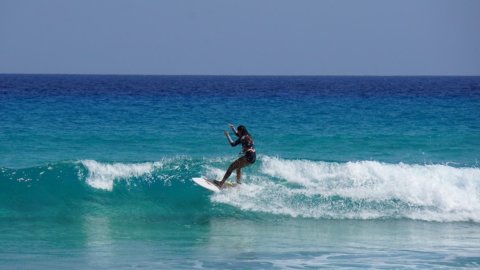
[235,157,251,184]
[220,159,241,184]
[236,168,242,184]
[215,161,235,187]
[217,157,250,187]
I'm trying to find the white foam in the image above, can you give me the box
[80,160,163,191]
[212,156,480,222]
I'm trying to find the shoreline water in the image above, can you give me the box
[1,217,479,269]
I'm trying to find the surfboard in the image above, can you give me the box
[192,177,220,192]
[192,177,237,192]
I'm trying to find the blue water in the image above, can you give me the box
[1,74,480,269]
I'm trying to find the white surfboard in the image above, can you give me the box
[192,177,237,192]
[192,177,221,192]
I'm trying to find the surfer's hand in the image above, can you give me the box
[224,131,229,136]
[228,123,234,129]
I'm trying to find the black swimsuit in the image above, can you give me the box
[231,135,256,163]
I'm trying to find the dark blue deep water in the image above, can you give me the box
[1,75,480,269]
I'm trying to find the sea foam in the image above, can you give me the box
[81,160,163,190]
[213,156,480,222]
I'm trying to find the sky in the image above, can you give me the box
[0,0,479,76]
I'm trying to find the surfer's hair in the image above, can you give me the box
[237,125,249,137]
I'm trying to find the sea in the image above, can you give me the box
[1,74,479,269]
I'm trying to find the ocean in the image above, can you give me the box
[1,74,479,269]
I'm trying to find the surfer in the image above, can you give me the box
[214,124,256,188]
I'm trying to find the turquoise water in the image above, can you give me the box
[1,75,480,268]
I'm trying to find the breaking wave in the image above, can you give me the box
[1,156,479,222]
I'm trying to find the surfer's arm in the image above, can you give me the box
[225,131,239,146]
[228,124,239,136]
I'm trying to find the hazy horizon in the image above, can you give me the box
[2,73,480,77]
[1,0,479,76]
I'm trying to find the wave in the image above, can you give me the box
[213,157,480,222]
[81,159,164,190]
[1,156,479,222]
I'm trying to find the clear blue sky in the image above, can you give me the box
[1,0,479,75]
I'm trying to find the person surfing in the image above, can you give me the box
[214,124,256,188]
